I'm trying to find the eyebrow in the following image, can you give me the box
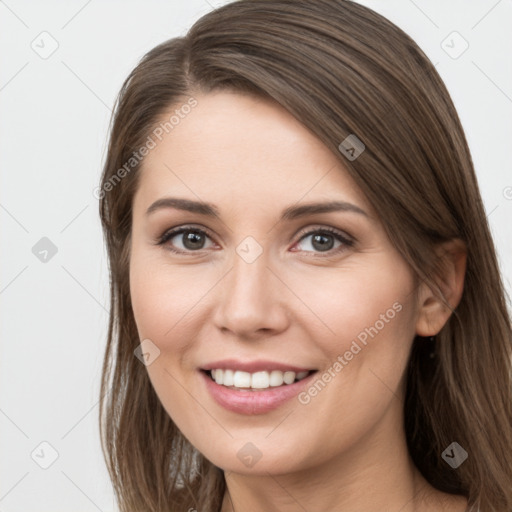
[145,197,368,220]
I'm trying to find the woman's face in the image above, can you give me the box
[129,90,422,475]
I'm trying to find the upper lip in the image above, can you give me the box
[201,359,316,373]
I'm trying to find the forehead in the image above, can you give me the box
[134,91,371,214]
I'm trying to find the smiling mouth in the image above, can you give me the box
[202,368,317,391]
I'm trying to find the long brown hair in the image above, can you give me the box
[98,1,512,510]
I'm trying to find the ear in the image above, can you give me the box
[415,239,467,337]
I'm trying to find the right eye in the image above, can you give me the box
[157,226,217,254]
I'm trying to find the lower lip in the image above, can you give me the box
[200,370,316,415]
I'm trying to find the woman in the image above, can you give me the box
[97,1,512,511]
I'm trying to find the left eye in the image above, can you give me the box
[293,228,354,254]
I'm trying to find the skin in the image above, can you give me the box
[129,91,468,512]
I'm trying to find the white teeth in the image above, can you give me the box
[207,368,312,389]
[283,371,295,385]
[251,371,269,389]
[223,369,234,386]
[269,370,284,387]
[233,371,251,388]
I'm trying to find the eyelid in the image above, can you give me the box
[294,224,354,244]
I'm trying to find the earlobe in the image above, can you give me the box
[415,239,467,337]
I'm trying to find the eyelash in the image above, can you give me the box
[156,224,355,257]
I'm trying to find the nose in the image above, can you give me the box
[212,249,290,340]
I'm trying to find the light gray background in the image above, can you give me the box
[1,0,511,510]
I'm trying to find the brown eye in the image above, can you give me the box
[293,227,354,255]
[158,227,215,253]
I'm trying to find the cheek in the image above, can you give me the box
[129,258,203,429]
[289,262,416,350]
[290,262,417,411]
[129,253,208,346]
